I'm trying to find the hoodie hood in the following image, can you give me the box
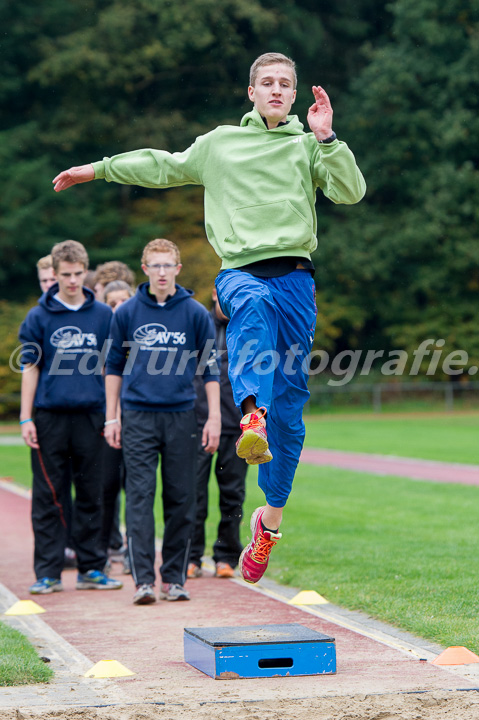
[136,281,194,308]
[39,283,97,313]
[240,107,304,135]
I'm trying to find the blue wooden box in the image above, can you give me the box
[184,623,336,679]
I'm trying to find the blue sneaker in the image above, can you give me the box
[76,570,123,590]
[29,577,63,595]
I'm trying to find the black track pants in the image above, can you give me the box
[122,409,197,587]
[31,409,106,579]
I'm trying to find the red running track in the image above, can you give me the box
[300,448,479,485]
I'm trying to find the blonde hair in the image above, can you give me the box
[36,255,52,272]
[94,260,135,288]
[51,240,89,271]
[141,238,181,266]
[249,52,297,88]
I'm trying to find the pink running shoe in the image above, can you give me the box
[236,407,272,465]
[239,507,282,584]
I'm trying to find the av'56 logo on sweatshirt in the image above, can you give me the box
[133,323,186,347]
[50,326,98,351]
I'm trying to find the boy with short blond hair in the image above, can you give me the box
[53,51,366,585]
[19,240,122,594]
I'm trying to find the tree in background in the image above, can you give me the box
[1,0,277,300]
[315,0,479,372]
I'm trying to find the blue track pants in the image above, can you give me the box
[215,269,317,507]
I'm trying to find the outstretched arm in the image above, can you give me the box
[52,164,95,192]
[53,143,203,194]
[307,86,334,141]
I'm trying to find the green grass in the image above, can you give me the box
[304,413,479,464]
[237,464,479,653]
[0,622,54,686]
[0,445,31,488]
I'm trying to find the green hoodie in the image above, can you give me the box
[92,108,366,269]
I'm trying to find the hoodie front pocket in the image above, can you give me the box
[224,200,314,258]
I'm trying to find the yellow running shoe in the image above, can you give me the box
[236,407,272,464]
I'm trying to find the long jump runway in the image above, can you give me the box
[1,478,479,712]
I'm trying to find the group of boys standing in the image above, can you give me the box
[21,238,247,604]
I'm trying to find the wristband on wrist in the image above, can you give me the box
[104,418,119,427]
[19,418,33,425]
[317,132,337,144]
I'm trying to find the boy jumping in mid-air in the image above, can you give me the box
[53,52,366,584]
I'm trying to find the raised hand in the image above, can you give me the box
[52,164,95,192]
[307,86,334,141]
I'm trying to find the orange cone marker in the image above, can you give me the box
[431,646,479,665]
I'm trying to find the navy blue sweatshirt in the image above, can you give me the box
[106,282,219,412]
[19,285,112,411]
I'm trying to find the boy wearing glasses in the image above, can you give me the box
[53,52,365,585]
[103,238,220,605]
